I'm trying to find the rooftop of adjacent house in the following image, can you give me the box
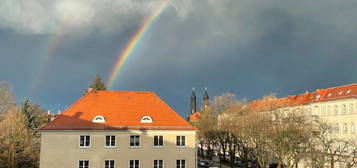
[250,83,357,111]
[40,90,196,131]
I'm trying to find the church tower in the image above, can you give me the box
[190,88,197,114]
[203,87,209,109]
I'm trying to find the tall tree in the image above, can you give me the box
[21,98,48,138]
[89,75,107,91]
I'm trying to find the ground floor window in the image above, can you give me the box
[79,160,89,168]
[105,160,114,168]
[154,160,163,168]
[130,160,139,168]
[176,160,185,168]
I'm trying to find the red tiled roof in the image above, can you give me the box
[189,112,201,122]
[250,83,357,111]
[40,91,196,131]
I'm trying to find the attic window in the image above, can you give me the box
[347,90,352,94]
[92,115,106,123]
[140,116,153,123]
[327,93,332,97]
[316,95,320,99]
[338,91,343,95]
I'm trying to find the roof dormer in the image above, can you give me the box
[92,115,106,123]
[140,116,153,123]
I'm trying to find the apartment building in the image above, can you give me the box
[250,83,357,168]
[39,90,197,168]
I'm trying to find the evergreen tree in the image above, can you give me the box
[89,75,107,91]
[21,98,35,135]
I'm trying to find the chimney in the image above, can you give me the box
[58,110,61,114]
[87,88,93,93]
[47,110,51,115]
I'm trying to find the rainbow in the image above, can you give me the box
[107,0,171,88]
[29,23,65,95]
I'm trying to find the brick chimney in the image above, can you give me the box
[87,88,93,93]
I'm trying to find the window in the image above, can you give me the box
[334,105,338,115]
[342,104,347,114]
[327,93,332,97]
[105,160,114,168]
[350,104,354,114]
[129,160,139,168]
[79,160,89,168]
[339,91,343,95]
[351,123,355,134]
[176,136,185,147]
[176,160,185,168]
[335,123,340,134]
[140,116,153,123]
[154,160,163,168]
[344,123,348,134]
[347,89,352,94]
[80,136,90,148]
[327,105,331,115]
[130,135,140,147]
[154,136,163,147]
[92,115,106,123]
[105,135,116,147]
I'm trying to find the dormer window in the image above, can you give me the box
[327,93,332,97]
[347,90,352,94]
[92,115,106,123]
[338,91,343,95]
[140,116,153,123]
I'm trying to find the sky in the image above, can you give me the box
[1,0,357,117]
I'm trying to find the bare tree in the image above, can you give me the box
[0,82,15,117]
[0,108,38,168]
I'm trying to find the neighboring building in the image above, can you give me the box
[40,90,197,168]
[250,83,357,168]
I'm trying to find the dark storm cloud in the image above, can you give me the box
[0,0,356,116]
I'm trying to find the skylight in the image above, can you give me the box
[338,91,343,95]
[347,90,352,94]
[327,93,332,97]
[140,116,153,123]
[92,115,106,123]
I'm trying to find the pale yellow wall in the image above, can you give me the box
[40,130,196,168]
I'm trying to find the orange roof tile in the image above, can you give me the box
[40,91,196,131]
[250,83,357,111]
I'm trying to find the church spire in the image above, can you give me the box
[203,87,209,108]
[190,88,197,114]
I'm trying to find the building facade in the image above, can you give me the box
[40,90,197,168]
[251,83,357,168]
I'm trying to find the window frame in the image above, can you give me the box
[104,160,115,168]
[153,160,164,168]
[78,160,89,168]
[176,136,186,147]
[105,135,116,148]
[129,160,140,168]
[79,135,91,148]
[176,160,185,168]
[154,135,164,147]
[129,135,140,148]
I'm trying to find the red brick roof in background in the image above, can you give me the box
[250,83,357,111]
[40,91,196,131]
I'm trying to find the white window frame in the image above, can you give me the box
[129,135,140,148]
[176,136,186,147]
[153,160,164,168]
[105,135,116,148]
[140,116,153,123]
[78,160,89,168]
[176,160,185,168]
[350,103,354,114]
[79,135,90,148]
[154,135,164,147]
[129,160,140,168]
[105,160,115,168]
[342,104,347,114]
[351,123,356,134]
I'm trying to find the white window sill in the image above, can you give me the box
[105,146,116,149]
[79,146,90,149]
